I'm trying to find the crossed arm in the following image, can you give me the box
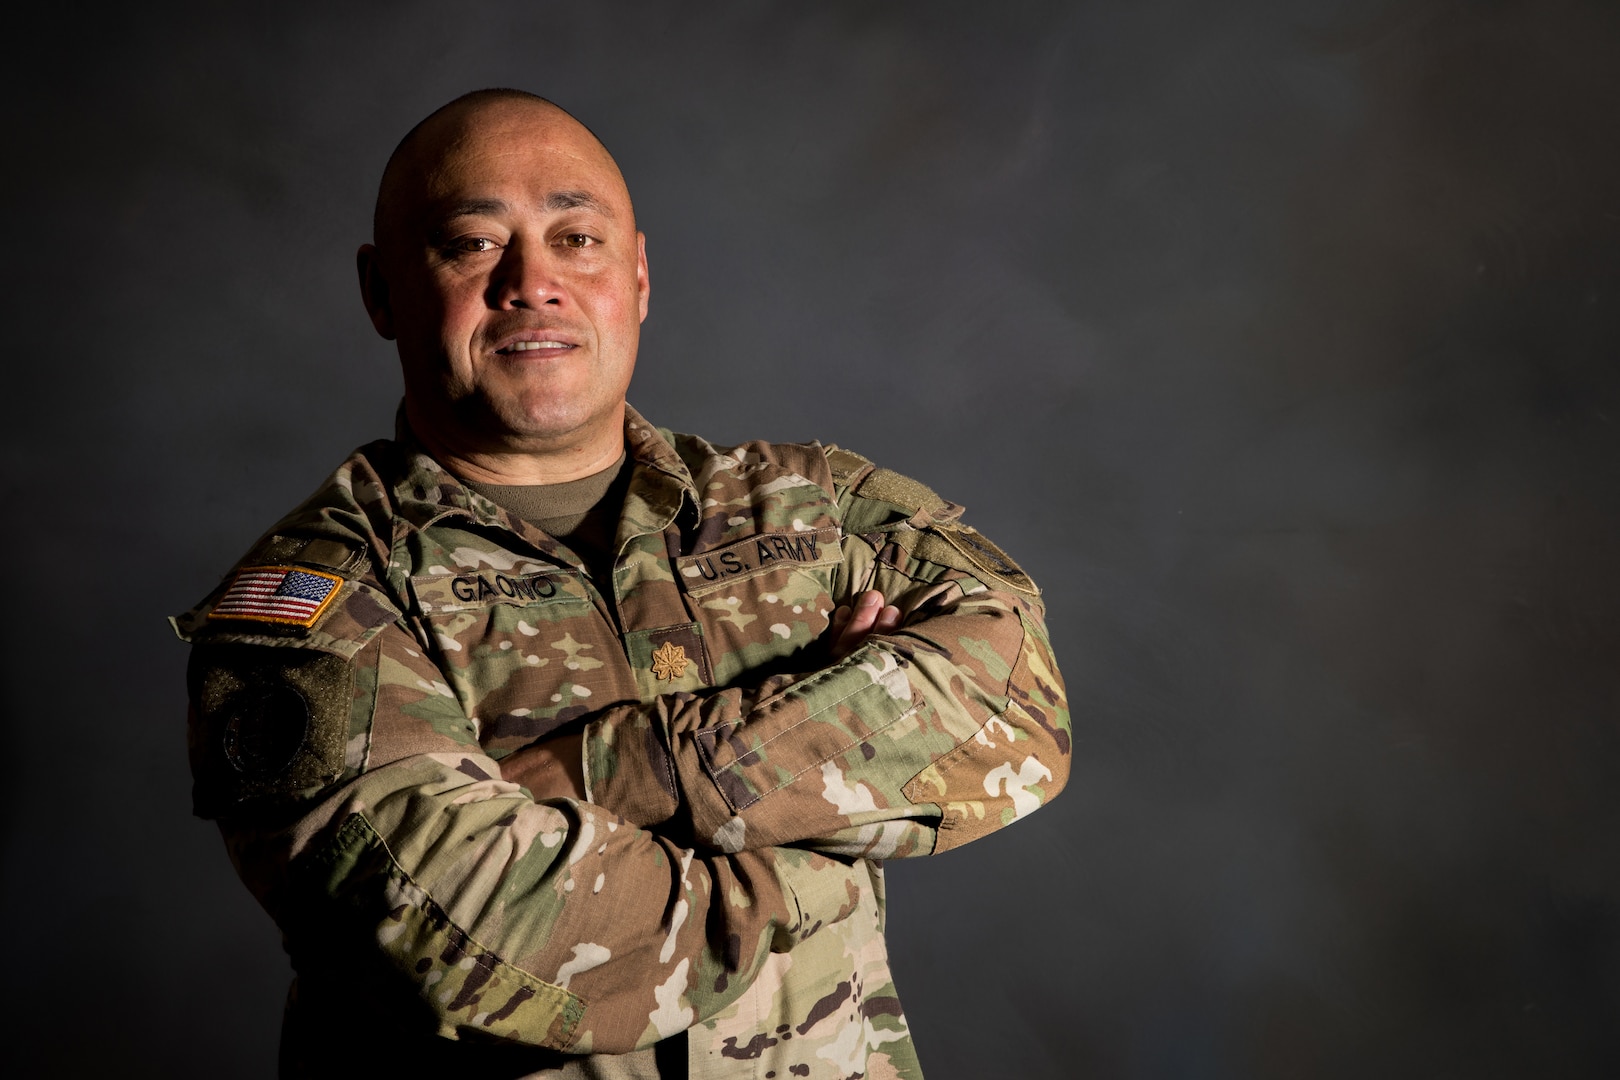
[503,530,1070,863]
[504,589,903,803]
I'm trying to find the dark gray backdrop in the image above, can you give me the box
[4,1,1618,1077]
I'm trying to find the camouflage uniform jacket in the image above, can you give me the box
[174,405,1070,1079]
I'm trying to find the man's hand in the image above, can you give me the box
[501,727,586,802]
[828,589,901,661]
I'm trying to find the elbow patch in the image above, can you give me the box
[187,643,353,818]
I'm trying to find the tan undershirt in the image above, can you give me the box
[465,452,633,583]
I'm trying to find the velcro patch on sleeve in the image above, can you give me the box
[855,467,946,515]
[913,524,1041,596]
[187,643,353,817]
[209,566,343,629]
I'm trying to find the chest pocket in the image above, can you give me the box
[408,568,629,755]
[676,526,841,685]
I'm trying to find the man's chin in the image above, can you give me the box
[479,396,620,449]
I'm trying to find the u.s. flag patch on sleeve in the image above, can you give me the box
[208,566,344,628]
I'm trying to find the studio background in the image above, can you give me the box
[4,1,1618,1077]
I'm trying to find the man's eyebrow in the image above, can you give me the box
[438,197,510,220]
[434,191,615,222]
[543,190,615,216]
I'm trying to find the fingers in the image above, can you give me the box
[874,604,902,633]
[501,730,587,802]
[828,591,899,660]
[844,590,884,638]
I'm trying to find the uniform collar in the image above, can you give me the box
[387,402,698,542]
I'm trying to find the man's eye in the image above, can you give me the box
[560,233,594,249]
[451,237,496,253]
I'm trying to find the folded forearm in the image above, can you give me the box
[584,589,1069,857]
[234,749,859,1055]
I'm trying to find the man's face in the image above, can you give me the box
[365,101,649,460]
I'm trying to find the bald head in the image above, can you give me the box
[372,89,631,249]
[355,89,650,483]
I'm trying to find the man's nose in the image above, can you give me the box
[489,242,564,309]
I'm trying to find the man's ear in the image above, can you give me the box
[636,231,650,323]
[357,244,396,340]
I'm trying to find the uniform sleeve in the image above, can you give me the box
[585,467,1071,860]
[187,616,862,1056]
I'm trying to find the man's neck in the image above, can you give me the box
[408,404,628,485]
[439,442,626,485]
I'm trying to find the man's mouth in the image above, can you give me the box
[499,340,573,354]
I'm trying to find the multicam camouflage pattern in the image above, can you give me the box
[174,405,1070,1078]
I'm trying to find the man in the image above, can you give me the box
[174,89,1069,1079]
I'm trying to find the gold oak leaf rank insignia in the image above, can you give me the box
[650,641,689,681]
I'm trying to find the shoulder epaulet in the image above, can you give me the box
[243,534,371,576]
[854,468,948,518]
[825,447,967,537]
[823,445,875,490]
[825,445,951,517]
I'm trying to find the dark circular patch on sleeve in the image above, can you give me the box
[222,682,312,777]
